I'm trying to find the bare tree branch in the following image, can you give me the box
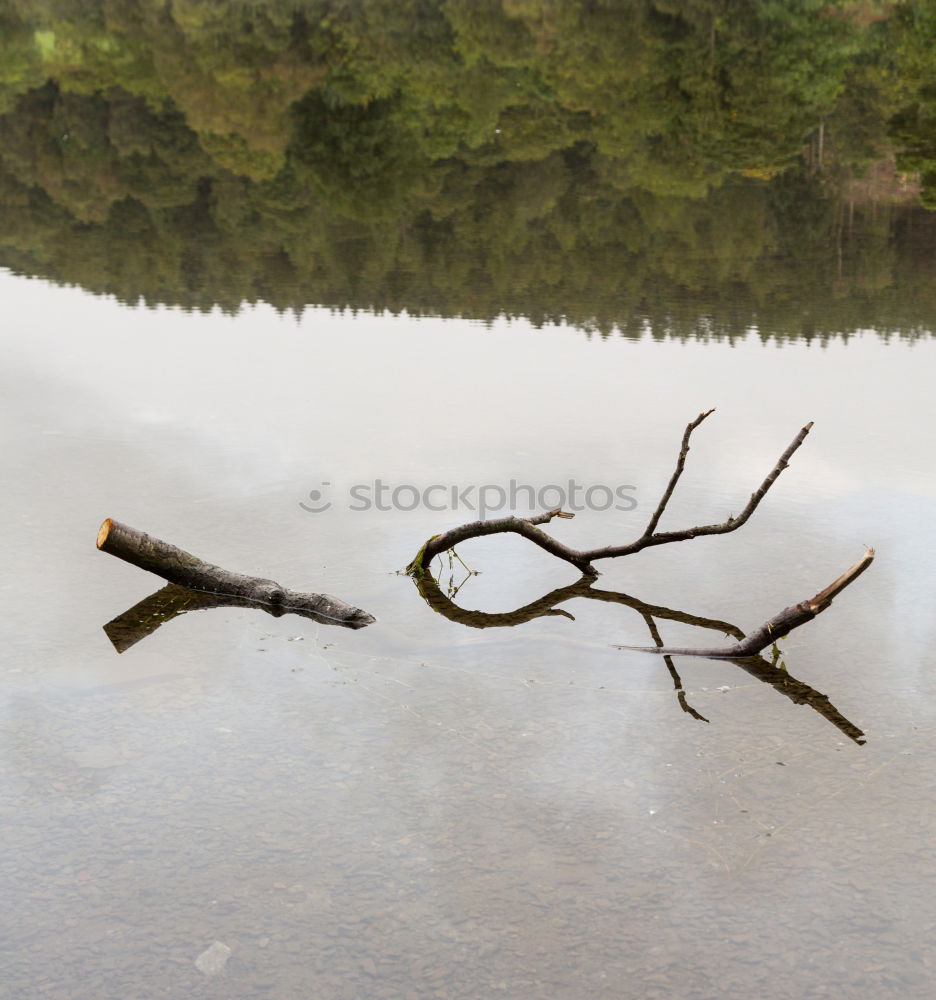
[643,408,715,536]
[407,509,593,575]
[618,548,874,657]
[584,419,814,560]
[408,415,815,576]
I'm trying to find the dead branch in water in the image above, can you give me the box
[97,518,374,630]
[407,411,813,576]
[405,412,872,696]
[617,548,874,658]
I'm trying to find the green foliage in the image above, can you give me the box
[0,0,932,338]
[886,1,936,206]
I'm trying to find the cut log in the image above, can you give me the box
[97,518,374,629]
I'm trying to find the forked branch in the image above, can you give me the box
[407,411,814,576]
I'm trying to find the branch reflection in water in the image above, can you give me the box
[413,569,865,746]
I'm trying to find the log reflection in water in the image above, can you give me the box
[103,582,369,654]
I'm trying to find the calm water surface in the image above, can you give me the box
[3,2,936,995]
[2,272,935,999]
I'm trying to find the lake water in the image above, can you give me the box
[2,4,936,998]
[4,272,935,999]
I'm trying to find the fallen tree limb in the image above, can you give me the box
[97,518,374,629]
[617,548,874,658]
[407,411,813,576]
[407,508,590,574]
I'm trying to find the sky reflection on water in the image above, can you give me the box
[2,271,935,998]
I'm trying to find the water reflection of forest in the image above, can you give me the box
[2,1,936,339]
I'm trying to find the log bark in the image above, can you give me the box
[97,518,374,629]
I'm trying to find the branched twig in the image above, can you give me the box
[406,508,589,575]
[584,417,814,561]
[407,414,814,576]
[643,408,714,536]
[404,413,871,683]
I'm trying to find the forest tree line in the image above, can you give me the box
[1,0,935,339]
